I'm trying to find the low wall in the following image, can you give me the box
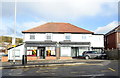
[45,56,56,60]
[105,49,120,60]
[27,56,38,61]
[60,57,72,60]
[1,56,8,62]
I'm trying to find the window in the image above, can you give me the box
[27,49,37,56]
[46,33,52,40]
[46,47,56,56]
[30,35,35,39]
[12,49,20,57]
[82,36,86,39]
[65,33,71,40]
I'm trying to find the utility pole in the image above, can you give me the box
[12,0,17,64]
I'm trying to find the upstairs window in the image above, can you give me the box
[30,35,35,39]
[65,33,71,40]
[46,33,52,40]
[82,36,86,39]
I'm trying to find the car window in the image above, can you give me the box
[92,51,97,53]
[86,51,92,53]
[86,51,97,54]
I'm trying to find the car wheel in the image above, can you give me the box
[85,56,89,60]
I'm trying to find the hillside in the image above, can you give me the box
[0,36,23,44]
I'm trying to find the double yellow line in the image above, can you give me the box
[108,68,116,72]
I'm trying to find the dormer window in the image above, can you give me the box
[30,34,35,40]
[46,33,52,40]
[65,33,71,40]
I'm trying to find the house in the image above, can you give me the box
[104,25,120,49]
[8,44,24,61]
[8,22,104,61]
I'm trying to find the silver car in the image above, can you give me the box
[82,51,107,59]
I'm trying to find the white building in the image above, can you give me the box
[8,22,104,60]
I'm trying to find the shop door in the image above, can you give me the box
[71,47,79,57]
[39,47,45,59]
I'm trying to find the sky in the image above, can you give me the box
[0,0,119,38]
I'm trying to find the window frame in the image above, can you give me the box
[65,33,71,40]
[46,33,52,40]
[30,34,35,40]
[12,49,20,57]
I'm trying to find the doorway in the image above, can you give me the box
[38,47,45,59]
[71,47,79,57]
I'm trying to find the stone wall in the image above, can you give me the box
[105,49,120,60]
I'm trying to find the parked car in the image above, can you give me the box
[82,51,107,59]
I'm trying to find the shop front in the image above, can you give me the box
[25,41,57,60]
[59,42,90,58]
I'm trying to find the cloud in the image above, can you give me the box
[0,21,47,38]
[1,0,118,20]
[94,21,119,34]
[20,21,47,31]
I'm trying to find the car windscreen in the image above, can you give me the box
[87,51,97,54]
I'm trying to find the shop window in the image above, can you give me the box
[46,47,56,56]
[27,49,37,56]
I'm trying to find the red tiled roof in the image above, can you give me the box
[22,22,93,34]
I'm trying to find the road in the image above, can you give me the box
[1,60,119,77]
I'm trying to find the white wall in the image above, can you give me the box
[8,44,24,60]
[23,33,104,48]
[90,35,104,47]
[24,33,45,42]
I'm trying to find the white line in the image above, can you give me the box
[79,74,104,76]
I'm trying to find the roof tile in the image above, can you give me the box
[22,22,93,33]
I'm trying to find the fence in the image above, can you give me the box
[105,49,120,60]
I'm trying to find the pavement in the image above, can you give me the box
[0,59,110,69]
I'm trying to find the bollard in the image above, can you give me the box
[22,55,27,65]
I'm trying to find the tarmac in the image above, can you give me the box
[0,59,107,69]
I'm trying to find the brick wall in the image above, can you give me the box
[45,56,56,60]
[1,56,8,62]
[105,32,117,49]
[60,57,72,60]
[27,56,38,61]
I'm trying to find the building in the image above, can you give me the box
[8,44,24,61]
[8,22,104,61]
[104,25,120,49]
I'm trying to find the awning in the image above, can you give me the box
[59,41,90,47]
[25,41,57,47]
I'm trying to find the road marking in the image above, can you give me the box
[108,68,116,72]
[80,63,103,66]
[80,74,104,76]
[0,67,2,69]
[46,67,58,69]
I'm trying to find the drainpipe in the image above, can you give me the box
[56,42,60,59]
